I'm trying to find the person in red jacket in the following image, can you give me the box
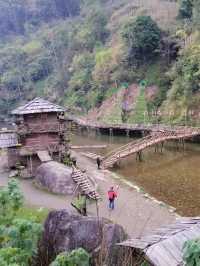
[108,186,117,210]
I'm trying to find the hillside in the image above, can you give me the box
[0,0,200,126]
[0,0,178,117]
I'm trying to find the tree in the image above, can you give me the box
[69,52,95,92]
[0,0,26,36]
[0,179,23,224]
[122,16,161,65]
[36,0,81,22]
[178,0,193,19]
[0,179,43,266]
[192,0,200,29]
[183,239,200,265]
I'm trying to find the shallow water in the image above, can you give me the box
[72,131,200,216]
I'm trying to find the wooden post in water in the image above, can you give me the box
[86,126,90,136]
[160,141,164,153]
[136,151,142,161]
[109,128,113,143]
[176,139,180,151]
[126,129,130,138]
[96,128,100,136]
[109,128,113,137]
[183,138,185,151]
[154,144,159,153]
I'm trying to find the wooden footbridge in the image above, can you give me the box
[102,129,200,169]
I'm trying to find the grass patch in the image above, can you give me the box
[105,86,121,99]
[16,206,49,223]
[22,40,42,55]
[128,86,148,123]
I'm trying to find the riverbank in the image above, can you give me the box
[0,150,177,238]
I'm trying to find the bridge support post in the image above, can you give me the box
[126,129,130,138]
[160,142,164,153]
[154,144,159,153]
[176,140,180,151]
[86,126,91,137]
[142,131,145,138]
[182,139,185,151]
[96,128,100,136]
[136,151,142,162]
[109,128,113,137]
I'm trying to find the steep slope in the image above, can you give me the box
[87,84,159,123]
[0,0,179,121]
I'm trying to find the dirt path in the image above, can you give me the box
[72,151,177,237]
[0,151,73,211]
[0,150,176,238]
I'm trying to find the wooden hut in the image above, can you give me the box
[118,217,200,266]
[8,98,69,175]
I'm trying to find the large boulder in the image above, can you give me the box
[35,161,75,195]
[37,210,127,266]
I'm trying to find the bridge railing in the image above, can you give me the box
[103,135,153,161]
[103,129,200,166]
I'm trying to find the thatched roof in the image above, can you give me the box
[0,132,18,148]
[12,98,65,115]
[118,217,200,266]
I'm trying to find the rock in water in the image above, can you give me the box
[37,210,127,266]
[35,161,75,195]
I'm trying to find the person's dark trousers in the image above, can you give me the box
[109,199,115,209]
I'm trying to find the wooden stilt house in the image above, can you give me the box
[8,98,69,175]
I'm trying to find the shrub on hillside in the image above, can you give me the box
[0,179,43,265]
[183,238,200,265]
[178,0,193,19]
[122,16,161,65]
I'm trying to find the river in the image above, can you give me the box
[72,131,200,216]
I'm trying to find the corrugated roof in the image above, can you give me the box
[12,98,65,115]
[0,132,18,148]
[118,217,200,266]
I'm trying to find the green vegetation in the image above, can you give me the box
[128,85,148,124]
[51,248,90,266]
[183,239,200,265]
[0,179,45,265]
[161,0,200,125]
[0,0,200,125]
[0,0,179,120]
[122,16,161,65]
[178,0,193,19]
